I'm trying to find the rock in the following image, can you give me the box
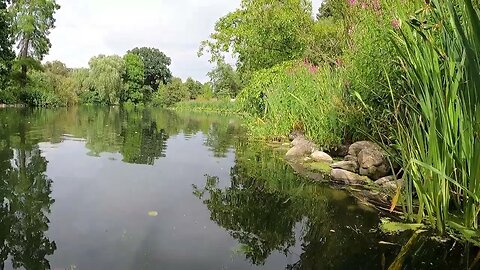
[344,141,392,180]
[289,130,304,141]
[311,151,333,163]
[374,176,395,186]
[286,136,317,159]
[348,141,381,157]
[375,177,404,192]
[331,160,359,173]
[286,145,311,158]
[359,164,390,180]
[358,148,384,167]
[331,169,369,185]
[344,155,357,162]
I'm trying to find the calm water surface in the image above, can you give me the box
[0,107,476,270]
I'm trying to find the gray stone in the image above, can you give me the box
[330,169,369,185]
[344,155,357,162]
[311,151,333,163]
[331,160,359,173]
[356,145,391,180]
[358,148,384,168]
[375,177,404,192]
[374,176,395,186]
[359,164,390,180]
[286,145,311,158]
[348,141,381,157]
[286,136,317,159]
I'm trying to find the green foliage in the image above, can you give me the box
[306,17,345,66]
[85,55,125,105]
[9,0,60,85]
[200,0,315,78]
[122,53,145,104]
[184,77,203,100]
[341,0,416,140]
[128,47,172,89]
[208,61,242,98]
[238,61,345,147]
[391,0,480,239]
[20,70,61,107]
[198,83,214,100]
[0,0,14,92]
[153,77,188,107]
[174,99,241,114]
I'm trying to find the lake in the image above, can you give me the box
[0,106,475,270]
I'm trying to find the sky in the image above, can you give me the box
[44,0,322,82]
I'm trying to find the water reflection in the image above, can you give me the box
[193,141,479,269]
[0,124,56,269]
[0,107,240,166]
[0,107,476,269]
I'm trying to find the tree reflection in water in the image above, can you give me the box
[0,123,56,270]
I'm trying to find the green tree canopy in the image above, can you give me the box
[86,55,125,105]
[9,0,60,86]
[208,61,242,98]
[0,0,14,90]
[155,77,188,107]
[122,53,145,104]
[184,77,203,100]
[200,0,315,79]
[128,47,172,90]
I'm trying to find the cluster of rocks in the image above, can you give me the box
[330,141,402,191]
[285,136,402,192]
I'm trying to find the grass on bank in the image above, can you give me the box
[173,99,242,114]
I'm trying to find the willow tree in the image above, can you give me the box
[9,0,60,86]
[87,55,125,105]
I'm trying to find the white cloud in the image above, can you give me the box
[45,0,322,82]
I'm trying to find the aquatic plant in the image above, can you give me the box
[392,0,480,238]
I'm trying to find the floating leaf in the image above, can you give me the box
[380,218,423,234]
[148,211,158,217]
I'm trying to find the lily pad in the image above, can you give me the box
[380,218,424,234]
[148,211,158,217]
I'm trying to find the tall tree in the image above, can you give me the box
[128,47,172,90]
[184,77,203,100]
[155,77,188,107]
[9,0,60,86]
[122,53,145,104]
[0,0,14,90]
[208,61,242,98]
[199,0,314,79]
[86,55,125,105]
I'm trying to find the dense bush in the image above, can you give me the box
[341,0,416,140]
[238,61,346,147]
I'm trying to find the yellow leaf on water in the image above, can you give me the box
[148,211,158,217]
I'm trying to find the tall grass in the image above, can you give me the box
[392,0,480,238]
[237,61,346,147]
[173,99,242,114]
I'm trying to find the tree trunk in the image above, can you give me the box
[20,64,27,88]
[19,37,30,88]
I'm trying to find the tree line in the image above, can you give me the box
[0,0,242,107]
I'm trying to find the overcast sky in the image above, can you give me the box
[44,0,322,82]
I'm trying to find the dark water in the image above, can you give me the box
[0,106,476,270]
